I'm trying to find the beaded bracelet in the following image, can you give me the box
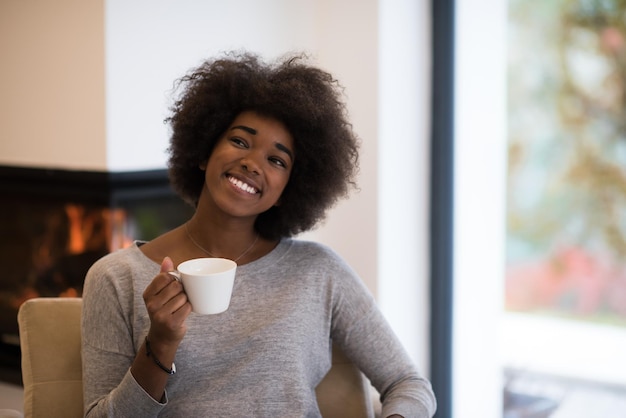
[145,337,176,375]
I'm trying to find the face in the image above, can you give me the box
[199,111,295,220]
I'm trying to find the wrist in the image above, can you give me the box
[145,336,176,375]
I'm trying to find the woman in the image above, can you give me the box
[81,52,436,417]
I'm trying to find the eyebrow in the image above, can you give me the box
[231,125,257,135]
[231,125,294,162]
[275,143,294,161]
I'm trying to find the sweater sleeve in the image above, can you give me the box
[81,250,166,417]
[328,257,437,417]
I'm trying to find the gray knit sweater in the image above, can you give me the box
[81,239,436,417]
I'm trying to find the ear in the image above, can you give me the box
[199,160,207,170]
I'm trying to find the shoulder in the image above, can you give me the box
[88,242,148,273]
[84,242,157,292]
[276,239,359,282]
[283,239,346,266]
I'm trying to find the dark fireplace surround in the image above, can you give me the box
[0,165,193,384]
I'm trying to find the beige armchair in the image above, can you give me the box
[18,298,82,418]
[18,297,376,418]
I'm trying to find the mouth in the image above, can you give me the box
[227,175,259,195]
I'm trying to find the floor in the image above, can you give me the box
[0,381,23,414]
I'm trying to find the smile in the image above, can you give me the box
[227,176,259,195]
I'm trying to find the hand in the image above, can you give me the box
[132,257,191,401]
[143,257,192,346]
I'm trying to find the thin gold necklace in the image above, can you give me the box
[184,222,259,262]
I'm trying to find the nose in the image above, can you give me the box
[241,155,262,175]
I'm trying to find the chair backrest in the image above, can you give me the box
[18,298,83,418]
[316,344,375,418]
[18,297,374,418]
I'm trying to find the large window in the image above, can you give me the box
[503,1,626,416]
[433,1,626,417]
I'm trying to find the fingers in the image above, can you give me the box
[161,256,174,274]
[143,257,192,341]
[144,257,180,299]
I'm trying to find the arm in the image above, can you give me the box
[82,254,191,417]
[329,264,436,417]
[130,257,191,401]
[340,308,436,418]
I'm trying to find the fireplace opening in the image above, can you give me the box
[0,166,194,385]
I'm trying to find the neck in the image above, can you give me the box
[184,219,259,262]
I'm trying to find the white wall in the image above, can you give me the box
[0,0,432,376]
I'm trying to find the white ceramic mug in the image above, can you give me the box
[169,258,237,315]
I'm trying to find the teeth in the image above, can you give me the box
[228,176,257,194]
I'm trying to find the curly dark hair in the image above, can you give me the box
[167,51,360,240]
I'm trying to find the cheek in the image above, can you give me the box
[275,174,291,197]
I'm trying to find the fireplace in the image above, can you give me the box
[0,165,194,384]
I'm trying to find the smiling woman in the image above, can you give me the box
[166,52,360,241]
[80,51,437,418]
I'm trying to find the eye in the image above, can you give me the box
[269,156,287,168]
[229,137,248,148]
